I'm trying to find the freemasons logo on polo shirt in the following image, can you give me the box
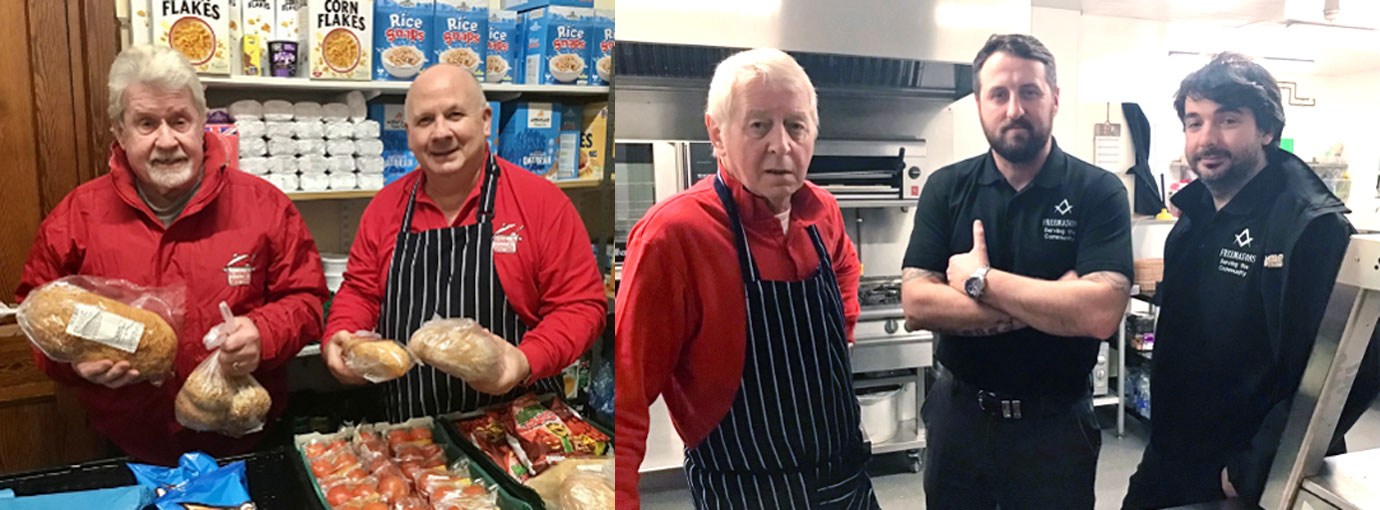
[1042,198,1078,242]
[1218,227,1259,278]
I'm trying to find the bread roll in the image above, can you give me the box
[175,353,271,436]
[344,336,414,382]
[18,282,176,383]
[559,471,614,510]
[406,318,504,383]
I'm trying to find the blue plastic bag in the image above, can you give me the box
[0,486,154,510]
[127,451,221,495]
[151,461,252,510]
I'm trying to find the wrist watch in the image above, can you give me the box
[964,266,991,300]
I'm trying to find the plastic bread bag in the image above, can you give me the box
[525,458,611,509]
[174,302,271,437]
[406,317,510,384]
[558,463,614,510]
[16,275,184,385]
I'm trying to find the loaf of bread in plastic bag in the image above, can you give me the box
[17,280,176,383]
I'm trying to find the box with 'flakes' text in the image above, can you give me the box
[303,0,374,80]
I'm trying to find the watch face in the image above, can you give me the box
[965,276,983,297]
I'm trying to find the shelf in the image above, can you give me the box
[871,418,925,454]
[837,199,915,209]
[1129,349,1153,361]
[854,372,920,390]
[287,190,379,201]
[555,178,605,189]
[1093,395,1120,407]
[202,76,609,96]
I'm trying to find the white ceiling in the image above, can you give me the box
[1031,0,1286,23]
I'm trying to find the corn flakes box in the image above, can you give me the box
[579,101,606,180]
[433,0,487,81]
[374,0,434,81]
[304,0,374,80]
[153,0,232,75]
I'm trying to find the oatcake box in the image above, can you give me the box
[485,10,519,84]
[153,0,232,75]
[499,102,561,179]
[304,0,374,80]
[433,0,487,80]
[522,5,590,85]
[374,0,434,81]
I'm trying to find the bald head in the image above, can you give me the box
[405,64,487,123]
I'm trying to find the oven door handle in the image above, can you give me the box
[854,334,934,346]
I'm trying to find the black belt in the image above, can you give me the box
[947,373,1090,420]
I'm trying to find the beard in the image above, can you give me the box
[984,117,1051,164]
[144,150,198,191]
[1190,145,1263,190]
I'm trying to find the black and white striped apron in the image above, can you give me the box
[682,175,878,510]
[377,156,563,423]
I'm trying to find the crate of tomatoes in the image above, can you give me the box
[294,416,537,510]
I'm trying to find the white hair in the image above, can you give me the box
[107,45,207,127]
[705,48,819,129]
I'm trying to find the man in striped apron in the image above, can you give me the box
[322,65,607,420]
[616,49,877,509]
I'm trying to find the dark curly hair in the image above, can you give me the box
[1173,52,1285,146]
[972,34,1057,95]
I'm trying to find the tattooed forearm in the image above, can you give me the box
[1082,271,1131,295]
[930,315,1023,337]
[902,267,945,284]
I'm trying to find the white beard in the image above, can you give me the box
[144,153,197,191]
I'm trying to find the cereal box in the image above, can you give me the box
[152,0,232,75]
[579,101,606,180]
[523,6,591,85]
[433,0,487,81]
[131,0,153,45]
[485,10,519,84]
[586,9,612,86]
[374,0,434,81]
[499,0,591,12]
[304,0,374,81]
[555,103,582,180]
[240,0,275,75]
[274,0,302,40]
[499,102,561,179]
[488,100,501,150]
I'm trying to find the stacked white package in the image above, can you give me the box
[328,171,358,191]
[298,155,330,175]
[265,121,296,138]
[355,139,384,156]
[299,172,330,192]
[236,119,266,139]
[270,155,298,175]
[239,157,271,176]
[293,102,324,121]
[324,121,353,140]
[266,173,299,193]
[355,155,387,174]
[239,138,268,157]
[262,100,294,121]
[327,155,355,174]
[267,137,297,157]
[297,139,327,156]
[293,121,325,139]
[323,103,350,121]
[346,91,368,122]
[351,120,381,140]
[358,173,385,190]
[326,139,356,157]
[228,100,264,120]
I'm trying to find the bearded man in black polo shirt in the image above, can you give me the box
[901,33,1133,509]
[1120,53,1355,509]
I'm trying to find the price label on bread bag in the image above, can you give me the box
[66,304,145,353]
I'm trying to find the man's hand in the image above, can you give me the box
[1221,468,1238,498]
[469,341,532,396]
[218,317,262,377]
[74,359,141,388]
[322,330,368,385]
[947,219,991,295]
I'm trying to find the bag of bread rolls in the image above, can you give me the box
[559,466,615,510]
[406,317,508,384]
[16,276,182,385]
[174,302,270,437]
[340,331,415,383]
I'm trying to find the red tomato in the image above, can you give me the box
[310,459,332,478]
[352,483,379,500]
[461,484,487,496]
[305,443,327,458]
[378,475,408,501]
[333,453,359,470]
[388,429,410,445]
[326,485,353,507]
[363,503,389,510]
[344,468,368,481]
[430,485,457,501]
[409,427,432,442]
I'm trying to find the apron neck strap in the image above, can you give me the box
[713,174,832,284]
[400,154,503,238]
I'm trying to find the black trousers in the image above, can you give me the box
[1121,446,1226,509]
[923,373,1101,509]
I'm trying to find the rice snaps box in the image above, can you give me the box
[586,9,612,86]
[304,0,374,80]
[153,0,231,75]
[579,101,606,180]
[523,6,591,85]
[485,10,519,84]
[499,102,562,179]
[555,103,582,180]
[240,0,276,75]
[434,0,487,80]
[499,0,592,11]
[374,0,434,81]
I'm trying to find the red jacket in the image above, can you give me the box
[324,154,607,382]
[614,171,861,508]
[15,133,329,465]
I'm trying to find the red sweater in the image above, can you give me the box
[16,133,329,464]
[324,154,607,382]
[614,171,860,508]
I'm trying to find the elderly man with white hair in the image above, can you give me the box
[15,45,329,464]
[616,49,874,509]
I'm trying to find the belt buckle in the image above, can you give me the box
[977,391,1023,419]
